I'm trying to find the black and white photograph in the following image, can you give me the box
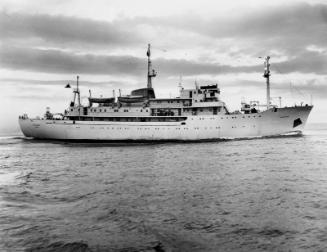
[0,0,326,251]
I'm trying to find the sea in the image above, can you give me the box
[1,124,327,252]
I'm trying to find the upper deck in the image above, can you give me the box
[63,83,229,120]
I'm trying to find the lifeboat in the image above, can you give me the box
[118,96,146,103]
[118,87,156,103]
[88,97,115,104]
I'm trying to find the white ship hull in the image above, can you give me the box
[19,106,312,141]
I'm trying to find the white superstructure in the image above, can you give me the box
[19,45,313,141]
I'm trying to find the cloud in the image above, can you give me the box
[0,45,261,76]
[0,78,129,88]
[1,3,327,63]
[140,3,327,52]
[1,44,326,77]
[0,3,326,92]
[0,11,143,47]
[273,51,327,74]
[0,46,145,75]
[115,2,327,68]
[3,3,327,53]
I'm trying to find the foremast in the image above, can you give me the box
[68,75,81,115]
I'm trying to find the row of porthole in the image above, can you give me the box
[85,127,231,130]
[190,115,262,120]
[89,109,149,113]
[85,126,257,130]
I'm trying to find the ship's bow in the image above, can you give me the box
[290,105,313,131]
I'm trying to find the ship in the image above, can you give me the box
[19,44,313,141]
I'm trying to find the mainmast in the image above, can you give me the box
[76,75,81,107]
[147,44,157,89]
[263,56,271,110]
[75,75,81,116]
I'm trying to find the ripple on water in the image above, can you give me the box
[26,242,92,252]
[0,130,327,251]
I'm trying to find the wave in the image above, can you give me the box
[26,241,91,252]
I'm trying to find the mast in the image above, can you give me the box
[263,56,271,110]
[77,75,81,107]
[178,75,183,93]
[147,44,156,89]
[76,75,81,116]
[71,75,81,108]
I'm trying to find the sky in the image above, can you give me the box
[0,0,326,134]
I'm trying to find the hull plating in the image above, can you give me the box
[19,106,312,141]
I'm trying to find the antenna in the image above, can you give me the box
[147,44,157,89]
[77,75,81,107]
[76,75,81,116]
[178,75,183,92]
[194,79,199,89]
[263,56,271,110]
[71,75,81,108]
[88,89,92,107]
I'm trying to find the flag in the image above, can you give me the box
[65,83,71,88]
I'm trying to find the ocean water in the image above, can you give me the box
[1,125,327,252]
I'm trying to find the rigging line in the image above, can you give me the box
[272,65,282,74]
[273,65,309,98]
[151,46,168,52]
[293,85,305,97]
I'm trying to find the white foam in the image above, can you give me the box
[0,171,22,186]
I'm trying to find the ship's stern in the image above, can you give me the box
[18,115,36,137]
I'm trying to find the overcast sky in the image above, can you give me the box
[0,0,326,134]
